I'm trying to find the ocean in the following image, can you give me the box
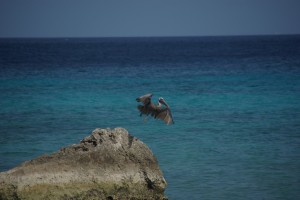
[0,35,300,199]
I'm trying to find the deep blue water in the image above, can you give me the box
[1,35,300,199]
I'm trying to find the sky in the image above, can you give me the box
[0,0,300,37]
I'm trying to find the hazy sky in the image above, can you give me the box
[0,0,300,37]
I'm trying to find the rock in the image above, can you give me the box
[0,128,167,200]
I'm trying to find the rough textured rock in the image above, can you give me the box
[0,128,167,200]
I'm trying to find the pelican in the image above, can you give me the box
[136,93,174,125]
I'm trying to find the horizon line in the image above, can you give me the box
[1,33,300,39]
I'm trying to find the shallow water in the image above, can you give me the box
[1,36,300,199]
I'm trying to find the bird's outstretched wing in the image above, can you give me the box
[153,108,174,125]
[136,93,152,105]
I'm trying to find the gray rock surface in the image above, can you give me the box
[0,128,167,200]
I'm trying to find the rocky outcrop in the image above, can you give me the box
[0,128,167,200]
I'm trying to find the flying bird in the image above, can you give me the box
[136,93,174,125]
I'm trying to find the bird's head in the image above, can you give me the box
[158,97,170,108]
[158,97,164,103]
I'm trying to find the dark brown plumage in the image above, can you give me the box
[136,93,174,125]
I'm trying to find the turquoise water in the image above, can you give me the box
[1,36,300,199]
